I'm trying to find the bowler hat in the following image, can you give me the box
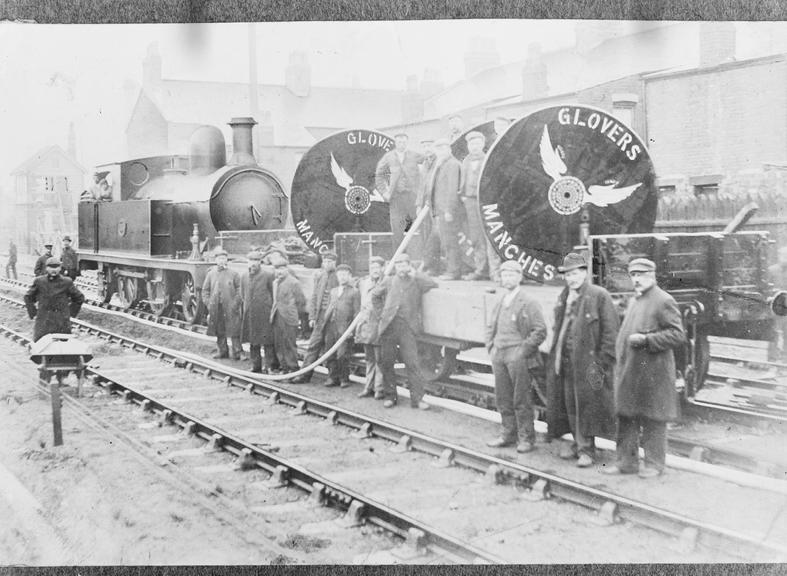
[336,263,352,273]
[62,235,72,242]
[628,258,656,273]
[499,260,523,274]
[465,130,485,144]
[558,252,588,273]
[45,257,61,267]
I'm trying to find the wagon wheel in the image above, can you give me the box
[417,343,458,382]
[146,278,171,317]
[116,276,139,309]
[181,274,202,324]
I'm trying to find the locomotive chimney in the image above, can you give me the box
[228,116,258,166]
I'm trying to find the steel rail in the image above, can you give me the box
[0,321,502,565]
[1,293,783,560]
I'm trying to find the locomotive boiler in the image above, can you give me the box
[78,117,288,322]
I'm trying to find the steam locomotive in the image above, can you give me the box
[77,107,786,398]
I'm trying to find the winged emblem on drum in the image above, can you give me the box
[540,126,641,215]
[330,153,386,215]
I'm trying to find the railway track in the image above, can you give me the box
[1,294,785,561]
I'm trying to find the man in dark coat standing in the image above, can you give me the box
[356,256,386,398]
[60,236,80,280]
[547,252,620,468]
[240,251,275,373]
[34,243,54,277]
[423,138,462,280]
[202,248,243,359]
[5,239,17,280]
[372,252,437,409]
[293,251,338,383]
[375,133,425,250]
[24,257,85,342]
[604,258,685,479]
[269,254,307,375]
[486,260,547,453]
[322,264,361,388]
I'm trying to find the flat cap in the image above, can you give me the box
[628,258,656,273]
[246,250,263,261]
[45,257,61,267]
[394,252,411,263]
[499,260,523,274]
[213,248,228,257]
[369,256,385,266]
[321,251,337,261]
[62,235,72,242]
[558,252,588,273]
[465,130,485,143]
[336,263,352,273]
[44,242,53,247]
[272,257,289,268]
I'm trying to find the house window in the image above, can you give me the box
[658,185,676,196]
[694,183,719,197]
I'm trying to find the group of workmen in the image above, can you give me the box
[202,247,436,410]
[375,118,511,281]
[487,252,686,479]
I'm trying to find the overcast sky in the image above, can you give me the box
[0,20,785,190]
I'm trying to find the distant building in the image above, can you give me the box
[11,145,85,254]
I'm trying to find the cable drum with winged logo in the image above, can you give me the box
[291,129,393,254]
[477,105,658,283]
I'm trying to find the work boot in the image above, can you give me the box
[576,453,593,468]
[324,380,339,388]
[638,466,663,479]
[516,441,535,453]
[559,442,578,460]
[383,399,397,408]
[291,374,311,384]
[212,351,228,359]
[599,464,637,476]
[374,392,385,400]
[251,365,262,374]
[340,381,352,389]
[412,400,430,410]
[357,390,374,398]
[486,437,515,448]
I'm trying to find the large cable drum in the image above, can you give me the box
[290,130,393,253]
[478,105,658,282]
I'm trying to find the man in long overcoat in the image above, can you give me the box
[269,255,307,375]
[24,257,85,342]
[356,256,386,398]
[372,252,437,409]
[34,243,54,277]
[486,260,547,453]
[60,236,80,280]
[202,248,243,359]
[6,239,17,280]
[604,258,685,478]
[322,264,361,388]
[423,138,462,280]
[547,252,619,468]
[375,133,425,250]
[293,251,338,383]
[240,251,275,373]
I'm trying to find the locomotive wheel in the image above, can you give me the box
[181,274,202,324]
[147,279,171,317]
[116,276,139,309]
[418,344,458,382]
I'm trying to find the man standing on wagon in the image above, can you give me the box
[603,258,685,478]
[202,248,243,360]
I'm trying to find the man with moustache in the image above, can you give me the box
[372,252,437,409]
[322,263,361,388]
[375,133,425,250]
[485,260,547,453]
[24,257,85,342]
[547,252,620,468]
[603,258,685,478]
[240,250,275,373]
[202,248,243,360]
[460,131,493,281]
[60,236,80,280]
[416,139,437,274]
[356,256,386,399]
[34,243,54,277]
[292,251,338,383]
[424,138,462,280]
[269,254,307,376]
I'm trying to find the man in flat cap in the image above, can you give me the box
[60,235,80,280]
[356,256,387,398]
[202,248,243,360]
[375,132,425,250]
[34,242,54,277]
[25,257,85,342]
[415,139,437,272]
[423,138,462,280]
[604,258,685,478]
[241,251,276,373]
[485,260,547,453]
[269,254,307,376]
[547,252,619,468]
[5,239,17,280]
[372,252,438,409]
[293,251,339,383]
[322,263,361,388]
